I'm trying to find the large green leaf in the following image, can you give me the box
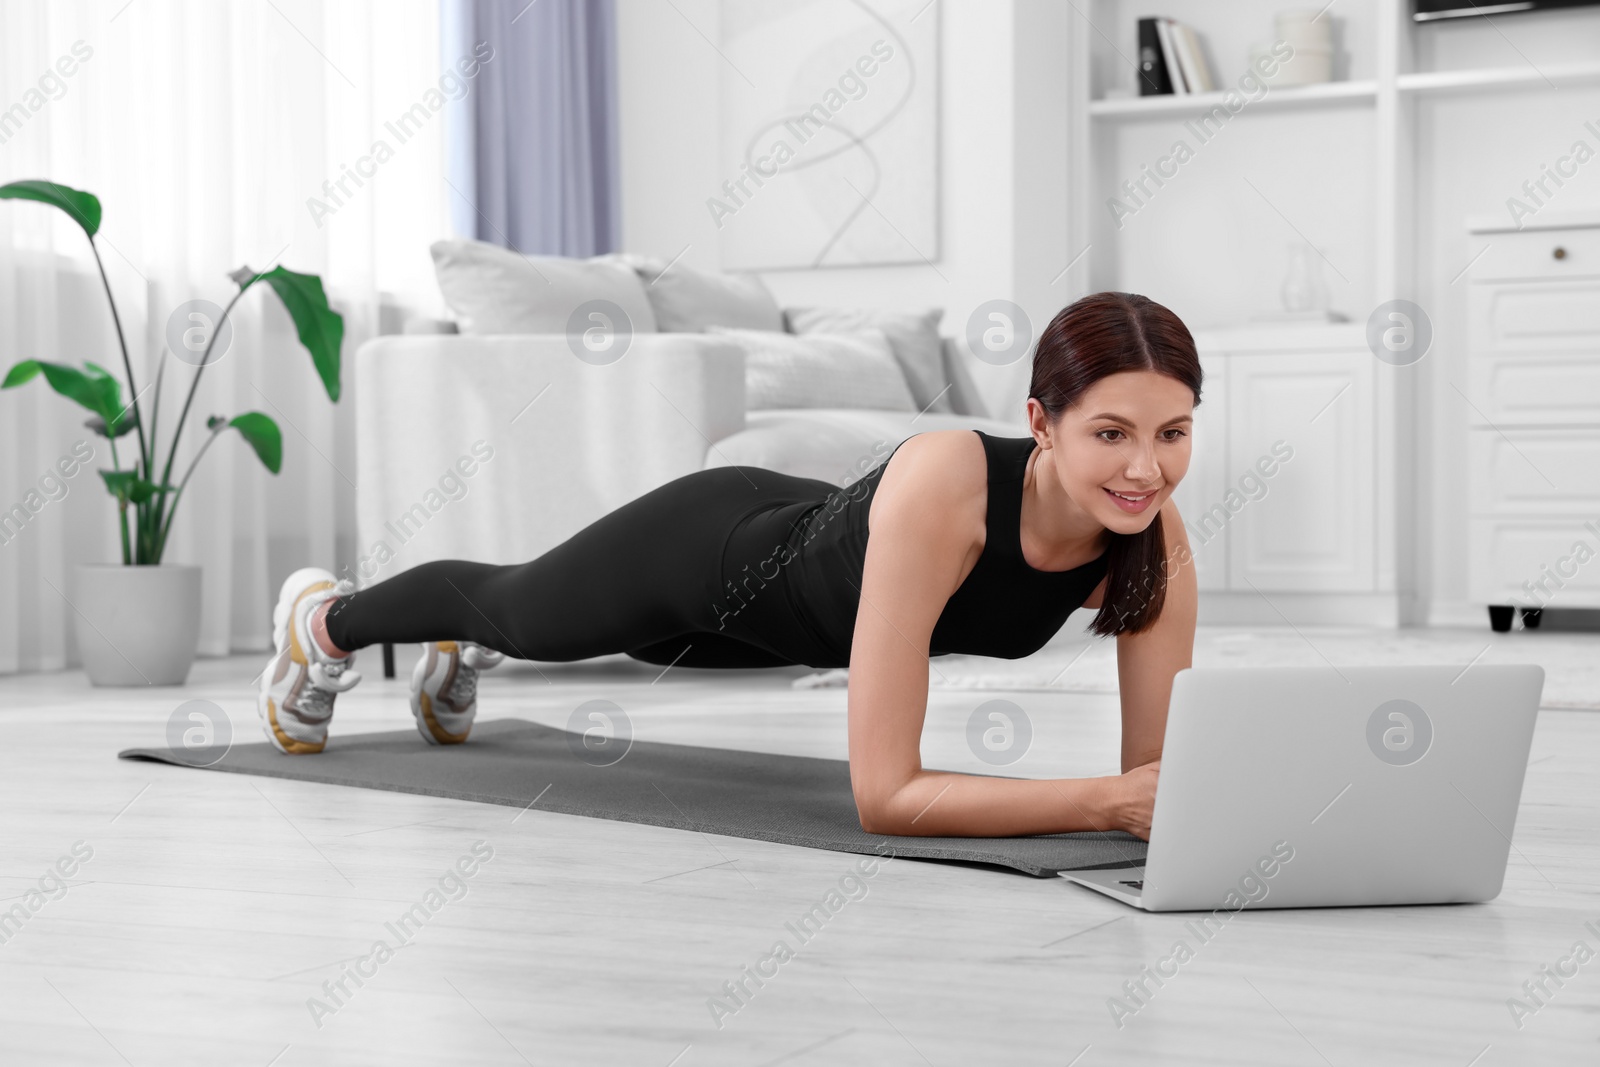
[3,359,124,428]
[0,180,102,238]
[248,266,343,403]
[226,411,282,474]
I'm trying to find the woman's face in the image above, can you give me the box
[1030,370,1195,536]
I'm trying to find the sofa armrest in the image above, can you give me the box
[353,333,745,579]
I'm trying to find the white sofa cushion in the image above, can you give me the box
[785,306,952,415]
[709,327,916,412]
[430,239,658,335]
[613,253,783,332]
[705,408,1030,486]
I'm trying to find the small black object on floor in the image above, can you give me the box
[1487,606,1546,632]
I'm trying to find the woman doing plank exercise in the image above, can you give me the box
[257,291,1200,842]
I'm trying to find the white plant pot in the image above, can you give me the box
[72,563,202,687]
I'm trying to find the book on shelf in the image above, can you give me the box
[1173,22,1214,93]
[1155,18,1184,92]
[1135,16,1215,97]
[1136,18,1173,95]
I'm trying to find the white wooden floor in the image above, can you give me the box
[3,635,1598,1066]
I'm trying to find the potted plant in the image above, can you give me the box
[0,179,343,686]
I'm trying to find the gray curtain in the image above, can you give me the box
[463,0,620,256]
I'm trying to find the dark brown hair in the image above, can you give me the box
[1027,292,1202,636]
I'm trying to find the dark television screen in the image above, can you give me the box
[1415,0,1599,20]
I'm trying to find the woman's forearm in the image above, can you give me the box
[857,769,1126,838]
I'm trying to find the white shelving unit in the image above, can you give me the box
[1061,0,1600,627]
[1083,56,1600,119]
[1087,79,1379,118]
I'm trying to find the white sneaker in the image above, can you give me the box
[410,641,502,745]
[256,567,361,754]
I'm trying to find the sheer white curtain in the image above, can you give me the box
[0,0,456,673]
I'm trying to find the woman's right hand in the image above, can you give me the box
[1109,759,1161,841]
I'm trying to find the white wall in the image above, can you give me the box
[614,0,724,272]
[615,0,1074,426]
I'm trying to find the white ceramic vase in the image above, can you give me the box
[72,563,202,686]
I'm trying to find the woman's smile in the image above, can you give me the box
[1104,486,1159,514]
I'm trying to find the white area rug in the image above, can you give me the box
[794,626,1600,710]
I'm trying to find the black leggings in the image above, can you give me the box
[324,467,833,669]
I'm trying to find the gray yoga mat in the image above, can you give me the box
[118,719,1145,877]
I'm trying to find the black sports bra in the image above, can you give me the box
[785,430,1111,662]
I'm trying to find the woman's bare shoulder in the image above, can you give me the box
[871,430,989,526]
[861,431,990,599]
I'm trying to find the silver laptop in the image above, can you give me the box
[1060,664,1545,911]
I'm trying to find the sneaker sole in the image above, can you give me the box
[259,690,328,755]
[411,641,471,746]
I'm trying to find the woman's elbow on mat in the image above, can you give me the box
[855,804,891,836]
[849,769,925,836]
[850,772,964,837]
[850,781,898,836]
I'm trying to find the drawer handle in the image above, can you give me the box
[1553,246,1567,260]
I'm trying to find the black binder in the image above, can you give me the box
[1137,17,1173,95]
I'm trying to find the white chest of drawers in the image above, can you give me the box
[1465,213,1600,631]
